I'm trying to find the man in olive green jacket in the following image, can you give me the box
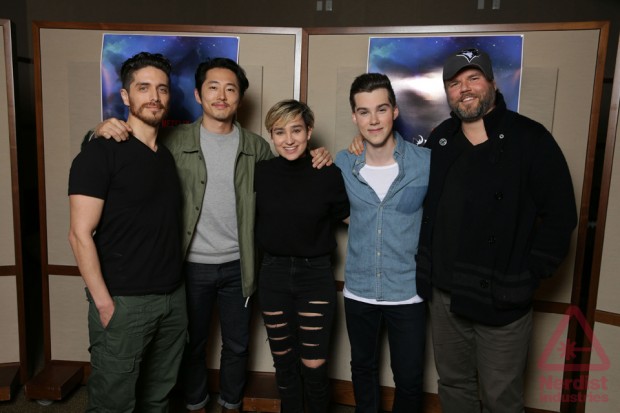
[94,58,330,413]
[160,116,271,298]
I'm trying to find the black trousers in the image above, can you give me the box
[259,253,337,413]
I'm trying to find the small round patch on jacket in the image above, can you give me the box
[439,138,447,146]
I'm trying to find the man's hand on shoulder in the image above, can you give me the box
[95,118,133,142]
[349,135,364,155]
[309,147,333,169]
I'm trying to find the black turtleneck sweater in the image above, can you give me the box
[254,154,349,257]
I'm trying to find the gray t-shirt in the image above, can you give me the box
[186,125,240,264]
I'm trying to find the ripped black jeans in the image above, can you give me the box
[258,253,337,413]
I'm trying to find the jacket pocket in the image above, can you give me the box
[491,270,537,309]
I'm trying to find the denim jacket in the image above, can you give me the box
[335,133,430,301]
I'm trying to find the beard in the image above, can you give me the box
[450,88,495,122]
[130,102,168,127]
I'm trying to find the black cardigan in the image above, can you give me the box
[416,92,577,325]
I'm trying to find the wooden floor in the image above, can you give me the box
[0,385,358,413]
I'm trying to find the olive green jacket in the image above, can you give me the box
[160,118,273,297]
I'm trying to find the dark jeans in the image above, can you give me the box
[344,298,426,413]
[259,254,337,413]
[181,260,251,410]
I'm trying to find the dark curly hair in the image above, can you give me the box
[120,52,172,90]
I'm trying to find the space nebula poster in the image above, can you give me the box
[101,34,240,127]
[368,35,523,144]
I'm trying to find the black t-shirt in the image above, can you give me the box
[68,136,182,296]
[254,155,349,257]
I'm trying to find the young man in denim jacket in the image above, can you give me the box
[336,73,430,413]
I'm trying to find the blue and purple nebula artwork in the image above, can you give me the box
[101,34,239,127]
[368,35,523,144]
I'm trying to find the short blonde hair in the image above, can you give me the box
[265,99,314,132]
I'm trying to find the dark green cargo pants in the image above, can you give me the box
[85,285,187,412]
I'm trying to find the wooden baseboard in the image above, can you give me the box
[331,378,441,412]
[24,361,84,401]
[31,364,556,413]
[0,363,20,401]
[230,372,443,413]
[242,372,281,412]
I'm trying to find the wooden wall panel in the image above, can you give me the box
[587,33,620,413]
[305,22,608,412]
[31,21,302,397]
[0,18,27,389]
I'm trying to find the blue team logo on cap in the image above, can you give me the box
[457,49,480,62]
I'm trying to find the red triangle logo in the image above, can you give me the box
[537,305,610,372]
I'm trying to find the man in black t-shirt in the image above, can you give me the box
[68,52,187,412]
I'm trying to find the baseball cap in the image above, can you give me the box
[442,48,494,81]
